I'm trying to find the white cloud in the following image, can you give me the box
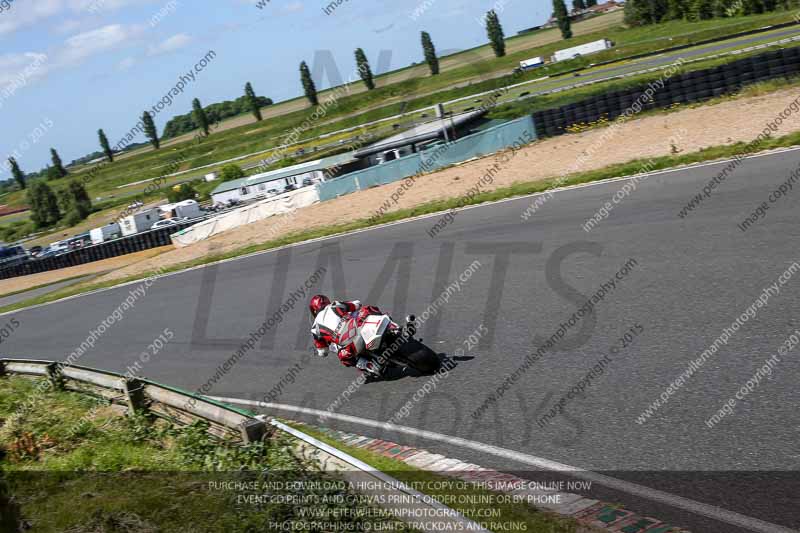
[284,2,303,12]
[53,18,84,34]
[59,24,135,65]
[0,52,49,89]
[0,0,62,35]
[0,0,145,36]
[146,32,190,56]
[117,56,136,70]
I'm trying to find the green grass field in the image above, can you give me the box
[0,375,417,533]
[4,9,799,245]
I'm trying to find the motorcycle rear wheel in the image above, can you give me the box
[393,339,441,374]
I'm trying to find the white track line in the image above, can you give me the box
[4,144,800,318]
[213,396,797,533]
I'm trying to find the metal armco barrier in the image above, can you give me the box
[532,46,800,138]
[0,358,266,443]
[0,221,196,281]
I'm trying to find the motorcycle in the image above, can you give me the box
[336,313,441,378]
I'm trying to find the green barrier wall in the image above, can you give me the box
[318,116,536,201]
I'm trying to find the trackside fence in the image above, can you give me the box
[0,221,197,281]
[318,116,536,201]
[0,358,266,443]
[533,46,800,138]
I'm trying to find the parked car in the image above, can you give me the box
[284,184,297,192]
[302,178,314,187]
[267,189,279,196]
[151,217,189,230]
[28,246,42,256]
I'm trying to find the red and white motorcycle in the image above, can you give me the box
[336,313,441,378]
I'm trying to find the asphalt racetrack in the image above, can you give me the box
[5,148,800,532]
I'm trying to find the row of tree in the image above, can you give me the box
[28,180,92,229]
[132,81,269,151]
[6,146,68,192]
[625,0,795,25]
[297,15,506,106]
[162,90,273,139]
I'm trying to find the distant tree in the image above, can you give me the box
[625,0,667,24]
[28,181,61,228]
[712,0,729,16]
[167,182,197,203]
[554,0,573,39]
[585,0,597,5]
[50,148,68,178]
[244,82,263,122]
[192,98,210,137]
[741,0,765,13]
[98,129,114,162]
[220,164,245,182]
[667,0,689,19]
[300,61,319,106]
[572,0,586,11]
[46,166,62,181]
[691,0,715,18]
[8,158,25,190]
[142,111,160,149]
[58,180,92,224]
[354,48,375,90]
[421,31,440,76]
[485,10,506,57]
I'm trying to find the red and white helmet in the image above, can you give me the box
[309,294,331,318]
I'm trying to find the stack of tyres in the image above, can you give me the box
[767,57,787,78]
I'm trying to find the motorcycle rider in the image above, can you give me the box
[308,294,395,374]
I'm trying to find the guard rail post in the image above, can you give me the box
[45,362,64,390]
[124,378,149,415]
[239,418,268,444]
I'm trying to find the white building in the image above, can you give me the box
[210,152,361,205]
[119,209,159,236]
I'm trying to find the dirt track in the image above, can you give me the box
[3,85,800,296]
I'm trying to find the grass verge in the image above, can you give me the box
[0,375,416,533]
[3,95,800,316]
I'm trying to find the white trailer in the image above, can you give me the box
[518,56,544,71]
[160,199,203,220]
[119,209,159,236]
[552,39,613,62]
[89,223,121,244]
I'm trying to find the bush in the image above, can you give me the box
[63,210,83,227]
[220,164,244,182]
[167,182,198,203]
[0,220,35,242]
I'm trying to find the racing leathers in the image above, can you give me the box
[310,300,387,368]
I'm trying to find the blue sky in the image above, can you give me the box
[0,0,552,178]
